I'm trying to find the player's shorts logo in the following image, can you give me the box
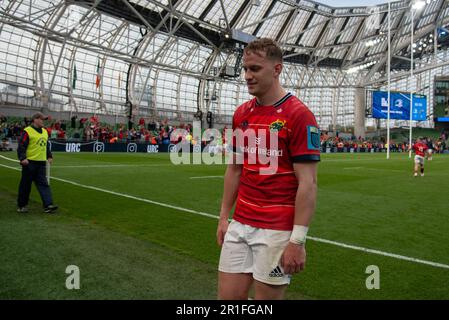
[269,266,284,278]
[127,143,137,153]
[269,119,286,132]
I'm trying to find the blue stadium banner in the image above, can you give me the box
[372,91,427,121]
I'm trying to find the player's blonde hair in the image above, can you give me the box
[244,38,283,63]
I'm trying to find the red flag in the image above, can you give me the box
[95,59,101,89]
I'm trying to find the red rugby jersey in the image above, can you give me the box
[231,93,320,231]
[413,142,428,157]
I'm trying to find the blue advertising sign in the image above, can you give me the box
[372,91,427,121]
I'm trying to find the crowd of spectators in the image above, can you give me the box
[72,116,196,145]
[320,131,448,153]
[0,114,196,145]
[1,113,448,153]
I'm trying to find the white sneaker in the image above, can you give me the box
[421,173,424,177]
[414,173,418,177]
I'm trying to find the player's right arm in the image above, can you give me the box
[217,162,242,246]
[17,130,29,166]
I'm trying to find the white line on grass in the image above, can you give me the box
[1,161,449,270]
[0,162,218,220]
[51,164,174,168]
[0,156,173,169]
[343,167,404,173]
[307,236,449,270]
[0,155,19,162]
[323,157,416,162]
[189,176,224,179]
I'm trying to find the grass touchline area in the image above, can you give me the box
[2,161,449,271]
[1,151,448,299]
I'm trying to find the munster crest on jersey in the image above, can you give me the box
[269,119,286,132]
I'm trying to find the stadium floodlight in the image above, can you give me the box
[365,37,385,47]
[345,60,377,73]
[412,1,425,10]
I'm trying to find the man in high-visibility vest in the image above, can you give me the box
[17,112,58,213]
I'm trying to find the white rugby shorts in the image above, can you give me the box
[218,220,292,285]
[415,155,424,165]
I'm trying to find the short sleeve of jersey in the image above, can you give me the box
[288,108,321,162]
[230,104,244,153]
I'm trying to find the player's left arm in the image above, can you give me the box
[280,161,318,275]
[46,140,53,164]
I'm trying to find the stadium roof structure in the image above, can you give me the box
[1,0,449,125]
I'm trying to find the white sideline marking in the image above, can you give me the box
[1,161,449,270]
[324,157,415,162]
[190,176,224,179]
[0,162,218,220]
[307,236,449,270]
[0,155,19,162]
[51,164,173,168]
[343,167,403,173]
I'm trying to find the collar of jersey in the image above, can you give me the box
[30,125,43,134]
[255,92,292,108]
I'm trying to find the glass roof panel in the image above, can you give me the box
[298,14,328,47]
[129,0,169,13]
[256,2,293,39]
[321,0,386,7]
[9,0,55,28]
[338,17,363,43]
[204,0,245,28]
[235,0,273,34]
[278,10,311,44]
[176,0,214,19]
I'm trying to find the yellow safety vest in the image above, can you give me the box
[24,126,48,161]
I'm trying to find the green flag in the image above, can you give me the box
[72,64,77,90]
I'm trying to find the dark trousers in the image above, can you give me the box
[17,160,53,208]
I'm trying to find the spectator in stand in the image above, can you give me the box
[57,128,65,140]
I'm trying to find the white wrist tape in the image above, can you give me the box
[290,225,309,245]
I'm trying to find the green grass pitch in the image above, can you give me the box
[0,151,448,299]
